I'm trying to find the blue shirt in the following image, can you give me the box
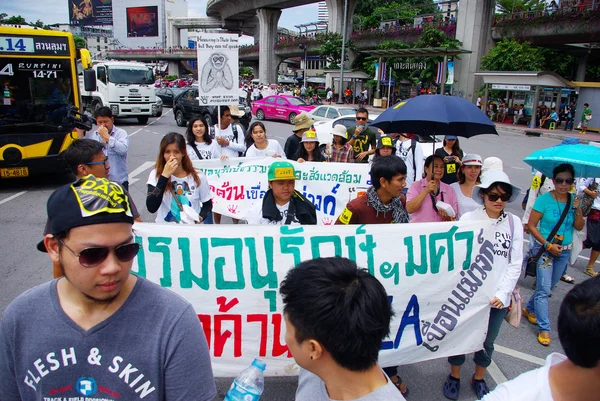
[88,125,129,184]
[532,192,575,245]
[550,112,558,120]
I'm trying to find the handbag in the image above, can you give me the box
[169,185,200,224]
[524,194,572,278]
[581,180,598,217]
[504,286,522,328]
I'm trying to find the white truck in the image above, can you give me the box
[80,61,161,124]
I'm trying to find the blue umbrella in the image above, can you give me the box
[370,95,498,137]
[524,143,600,178]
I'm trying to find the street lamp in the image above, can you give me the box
[337,0,349,104]
[299,43,307,88]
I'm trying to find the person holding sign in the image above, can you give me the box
[280,257,406,401]
[244,121,285,158]
[245,161,317,225]
[434,135,463,185]
[443,170,523,401]
[406,154,458,222]
[185,116,222,161]
[374,136,396,159]
[213,106,246,158]
[146,133,213,224]
[0,176,216,401]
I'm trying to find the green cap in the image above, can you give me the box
[268,161,298,181]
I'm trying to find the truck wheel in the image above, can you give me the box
[175,110,186,127]
[137,116,149,125]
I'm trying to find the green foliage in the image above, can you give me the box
[73,35,87,49]
[495,0,546,13]
[1,15,27,25]
[354,0,437,30]
[164,75,178,81]
[239,67,254,77]
[481,38,545,71]
[317,33,355,69]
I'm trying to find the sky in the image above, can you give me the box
[2,0,320,34]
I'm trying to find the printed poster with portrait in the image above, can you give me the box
[126,6,159,37]
[196,33,239,106]
[68,0,113,26]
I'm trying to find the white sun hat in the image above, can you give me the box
[472,170,521,205]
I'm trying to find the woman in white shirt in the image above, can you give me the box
[146,132,212,224]
[244,121,285,158]
[185,116,222,160]
[443,170,523,401]
[450,153,482,218]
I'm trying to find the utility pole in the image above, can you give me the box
[337,0,349,104]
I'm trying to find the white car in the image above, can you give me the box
[306,105,358,122]
[313,113,381,145]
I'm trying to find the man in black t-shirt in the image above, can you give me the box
[347,108,377,163]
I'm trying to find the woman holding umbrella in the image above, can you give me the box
[523,164,584,346]
[435,135,464,185]
[406,154,458,222]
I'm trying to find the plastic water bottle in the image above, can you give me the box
[224,358,266,401]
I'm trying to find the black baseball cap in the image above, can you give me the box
[37,175,134,252]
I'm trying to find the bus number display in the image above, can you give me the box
[0,37,34,53]
[33,70,58,79]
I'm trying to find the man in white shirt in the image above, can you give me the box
[280,257,406,401]
[214,105,246,159]
[394,133,424,194]
[482,275,600,401]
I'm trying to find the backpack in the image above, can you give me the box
[522,174,546,210]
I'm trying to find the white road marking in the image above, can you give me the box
[128,161,155,186]
[0,191,27,206]
[128,127,144,137]
[487,360,508,385]
[495,344,545,366]
[523,238,599,264]
[511,166,526,170]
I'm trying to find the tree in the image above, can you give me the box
[495,0,546,13]
[317,33,355,69]
[355,0,437,30]
[2,15,27,25]
[481,38,545,71]
[73,35,87,49]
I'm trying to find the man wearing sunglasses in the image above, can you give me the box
[0,176,216,401]
[347,108,377,163]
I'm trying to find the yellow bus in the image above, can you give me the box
[0,26,93,178]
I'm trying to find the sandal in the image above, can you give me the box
[390,375,409,398]
[522,308,537,325]
[443,375,460,400]
[538,332,551,346]
[470,376,490,399]
[560,274,575,284]
[584,267,599,277]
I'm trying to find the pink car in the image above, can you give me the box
[252,95,315,125]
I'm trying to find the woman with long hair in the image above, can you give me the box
[450,153,482,218]
[327,124,354,163]
[294,130,325,163]
[406,154,458,222]
[523,163,584,346]
[185,115,222,160]
[244,121,285,158]
[435,135,464,185]
[146,132,212,224]
[443,171,523,400]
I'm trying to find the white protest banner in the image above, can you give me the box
[133,220,499,376]
[196,33,239,105]
[194,158,371,225]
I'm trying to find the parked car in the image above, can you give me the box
[306,105,357,122]
[155,87,186,107]
[173,88,251,130]
[252,95,315,125]
[152,97,163,117]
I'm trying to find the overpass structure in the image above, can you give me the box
[108,1,600,103]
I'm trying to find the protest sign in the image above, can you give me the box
[196,33,239,106]
[194,157,371,224]
[133,220,498,376]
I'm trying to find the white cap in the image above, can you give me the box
[482,157,503,173]
[332,124,348,139]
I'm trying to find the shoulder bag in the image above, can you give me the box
[524,194,571,278]
[168,185,200,224]
[504,214,522,328]
[580,180,598,217]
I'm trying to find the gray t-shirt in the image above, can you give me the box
[0,276,216,401]
[296,368,406,401]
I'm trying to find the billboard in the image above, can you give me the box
[126,6,159,38]
[69,0,113,26]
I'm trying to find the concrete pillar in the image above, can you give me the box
[326,0,358,38]
[168,22,181,48]
[576,53,589,81]
[454,0,495,103]
[168,61,180,77]
[256,8,282,84]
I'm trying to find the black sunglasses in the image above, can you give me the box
[60,240,140,267]
[356,117,368,121]
[554,178,574,185]
[487,193,511,202]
